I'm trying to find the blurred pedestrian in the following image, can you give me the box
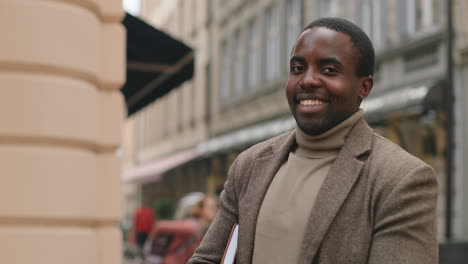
[190,195,219,235]
[173,192,204,220]
[133,206,155,252]
[189,17,438,264]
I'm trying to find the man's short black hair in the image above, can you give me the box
[304,17,375,77]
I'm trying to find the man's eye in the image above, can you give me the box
[322,67,337,73]
[291,65,304,73]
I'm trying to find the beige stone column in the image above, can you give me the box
[0,0,125,263]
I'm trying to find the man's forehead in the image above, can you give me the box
[297,27,352,46]
[293,27,354,56]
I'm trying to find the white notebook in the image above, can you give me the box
[221,224,239,264]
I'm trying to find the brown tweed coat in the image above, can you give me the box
[188,118,438,264]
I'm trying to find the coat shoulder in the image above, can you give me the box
[371,133,428,169]
[236,130,294,163]
[367,132,437,191]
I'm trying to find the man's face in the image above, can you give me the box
[285,27,372,135]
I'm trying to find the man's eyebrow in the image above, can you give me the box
[289,56,343,66]
[290,56,306,63]
[318,57,343,65]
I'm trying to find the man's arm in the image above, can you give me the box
[368,164,438,264]
[188,158,241,264]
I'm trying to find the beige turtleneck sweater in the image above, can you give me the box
[252,110,364,264]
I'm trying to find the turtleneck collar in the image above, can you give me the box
[295,109,364,158]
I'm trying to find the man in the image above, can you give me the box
[188,18,438,264]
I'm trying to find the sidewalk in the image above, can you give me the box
[123,257,142,264]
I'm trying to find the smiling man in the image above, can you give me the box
[286,24,373,136]
[188,18,438,264]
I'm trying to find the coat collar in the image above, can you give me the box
[239,118,374,263]
[341,118,373,158]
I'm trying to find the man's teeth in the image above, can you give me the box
[300,99,325,106]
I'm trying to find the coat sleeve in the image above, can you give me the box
[368,164,438,264]
[187,157,241,264]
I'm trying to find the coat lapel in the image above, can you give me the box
[238,131,296,264]
[298,119,373,264]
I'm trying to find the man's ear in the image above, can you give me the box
[358,75,373,100]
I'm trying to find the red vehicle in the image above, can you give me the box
[143,219,202,264]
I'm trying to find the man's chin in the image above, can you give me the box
[296,120,330,136]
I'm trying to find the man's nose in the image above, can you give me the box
[300,67,321,88]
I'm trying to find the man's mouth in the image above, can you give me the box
[299,99,326,106]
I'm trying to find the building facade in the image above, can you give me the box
[124,0,468,244]
[1,0,126,263]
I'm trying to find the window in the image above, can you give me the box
[192,0,197,31]
[177,88,183,131]
[136,111,145,149]
[404,44,438,72]
[233,30,245,95]
[207,0,213,24]
[247,19,260,90]
[220,41,231,101]
[264,6,280,83]
[205,63,211,121]
[178,1,184,35]
[373,63,383,89]
[399,0,442,37]
[316,0,338,17]
[358,0,383,48]
[285,0,302,68]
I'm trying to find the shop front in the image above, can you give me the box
[362,80,448,239]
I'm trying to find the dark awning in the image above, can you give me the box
[121,13,194,116]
